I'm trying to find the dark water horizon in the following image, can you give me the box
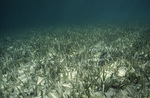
[0,0,150,32]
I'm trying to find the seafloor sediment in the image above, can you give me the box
[0,23,150,98]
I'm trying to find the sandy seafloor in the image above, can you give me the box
[0,22,150,98]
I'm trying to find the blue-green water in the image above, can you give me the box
[0,0,150,32]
